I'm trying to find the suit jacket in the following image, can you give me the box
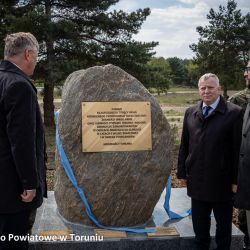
[177,96,243,202]
[234,103,250,209]
[0,60,46,213]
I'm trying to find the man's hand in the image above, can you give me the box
[179,179,187,187]
[232,184,237,193]
[21,189,36,202]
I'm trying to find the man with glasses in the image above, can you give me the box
[229,62,250,249]
[235,60,250,250]
[0,32,46,250]
[228,65,250,111]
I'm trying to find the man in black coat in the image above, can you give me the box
[0,32,46,249]
[235,61,250,250]
[177,73,243,250]
[229,62,250,249]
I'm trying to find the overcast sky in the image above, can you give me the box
[111,0,250,59]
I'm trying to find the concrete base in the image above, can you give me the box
[29,189,243,250]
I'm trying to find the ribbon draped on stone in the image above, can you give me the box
[55,111,156,233]
[164,176,192,219]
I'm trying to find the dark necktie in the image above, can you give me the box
[203,106,212,118]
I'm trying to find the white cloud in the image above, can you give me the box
[111,0,250,59]
[178,0,199,4]
[112,0,140,12]
[194,0,250,14]
[134,2,210,58]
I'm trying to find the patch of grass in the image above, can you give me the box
[227,90,241,97]
[170,124,180,145]
[46,170,55,191]
[168,86,196,92]
[164,109,183,116]
[168,117,181,122]
[156,93,200,106]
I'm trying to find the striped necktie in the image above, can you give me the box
[203,106,212,118]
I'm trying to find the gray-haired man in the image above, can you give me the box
[0,32,46,250]
[177,73,243,250]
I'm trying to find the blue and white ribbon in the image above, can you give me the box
[164,176,192,219]
[55,111,156,233]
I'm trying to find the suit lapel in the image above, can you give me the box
[243,103,250,135]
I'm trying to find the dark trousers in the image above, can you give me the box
[0,209,31,250]
[28,209,37,234]
[192,198,233,250]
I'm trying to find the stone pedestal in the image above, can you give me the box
[30,190,244,250]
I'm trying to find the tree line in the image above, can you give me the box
[146,0,250,97]
[0,0,249,127]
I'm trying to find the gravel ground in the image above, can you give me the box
[46,170,55,191]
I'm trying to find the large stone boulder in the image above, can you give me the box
[54,64,173,227]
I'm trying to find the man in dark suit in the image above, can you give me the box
[177,73,243,250]
[0,32,46,249]
[235,60,250,250]
[229,63,250,249]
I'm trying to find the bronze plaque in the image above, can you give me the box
[94,229,127,239]
[147,227,180,237]
[39,230,73,241]
[82,102,152,152]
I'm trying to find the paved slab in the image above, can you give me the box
[29,188,243,249]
